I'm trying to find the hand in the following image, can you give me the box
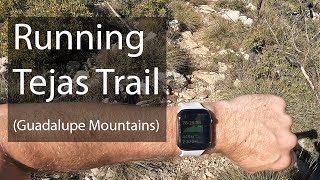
[205,94,297,173]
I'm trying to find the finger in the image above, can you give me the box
[270,151,295,171]
[273,96,287,111]
[281,114,293,128]
[271,157,291,171]
[278,131,297,149]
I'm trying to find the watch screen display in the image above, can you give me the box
[178,109,211,150]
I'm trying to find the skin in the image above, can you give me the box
[0,94,297,179]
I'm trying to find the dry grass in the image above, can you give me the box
[217,165,295,180]
[214,0,249,14]
[167,41,193,74]
[201,15,249,49]
[168,0,203,31]
[189,0,208,6]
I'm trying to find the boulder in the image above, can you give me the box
[199,5,216,14]
[246,3,257,11]
[180,90,196,100]
[192,71,225,85]
[220,10,253,26]
[221,10,241,21]
[167,71,188,90]
[0,57,8,74]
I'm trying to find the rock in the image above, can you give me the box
[181,31,193,39]
[242,17,253,26]
[205,172,214,178]
[180,31,198,50]
[233,79,241,87]
[91,168,106,179]
[191,46,210,56]
[67,61,81,72]
[246,3,257,11]
[198,90,211,99]
[183,159,190,163]
[192,71,225,85]
[167,71,188,90]
[145,32,157,42]
[0,57,8,74]
[221,10,240,21]
[199,5,216,14]
[102,98,109,104]
[180,90,196,100]
[218,62,228,73]
[202,160,210,165]
[217,49,229,55]
[87,58,95,68]
[220,10,253,26]
[73,70,90,84]
[169,19,180,32]
[243,54,250,60]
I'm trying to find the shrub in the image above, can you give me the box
[167,41,193,74]
[215,0,249,14]
[189,0,207,6]
[131,0,168,17]
[168,0,202,31]
[202,15,248,49]
[115,0,170,18]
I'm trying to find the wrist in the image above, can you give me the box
[167,106,181,157]
[169,101,230,156]
[203,101,230,154]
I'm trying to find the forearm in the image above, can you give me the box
[0,103,192,171]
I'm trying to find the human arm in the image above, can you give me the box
[0,94,297,179]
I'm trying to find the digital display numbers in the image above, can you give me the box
[178,109,211,150]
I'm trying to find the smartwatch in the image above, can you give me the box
[177,102,213,157]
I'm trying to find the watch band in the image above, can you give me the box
[179,102,205,110]
[178,102,207,157]
[180,150,205,157]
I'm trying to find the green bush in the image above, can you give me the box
[115,0,170,18]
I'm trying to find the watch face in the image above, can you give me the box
[177,109,212,150]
